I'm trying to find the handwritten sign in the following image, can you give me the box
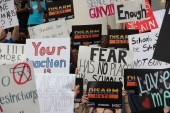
[77,46,134,89]
[0,0,19,29]
[86,0,124,18]
[26,38,70,73]
[28,19,69,39]
[0,61,40,113]
[0,43,25,63]
[35,73,75,113]
[125,0,158,33]
[128,31,170,69]
[114,0,147,23]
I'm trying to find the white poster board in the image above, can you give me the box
[35,73,75,113]
[114,0,147,23]
[128,31,170,69]
[28,19,69,39]
[0,43,25,63]
[152,9,166,32]
[0,61,40,113]
[0,0,19,29]
[26,38,70,73]
[77,46,134,89]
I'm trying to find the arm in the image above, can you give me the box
[71,50,77,68]
[37,0,44,12]
[124,96,131,113]
[12,26,19,41]
[17,2,29,13]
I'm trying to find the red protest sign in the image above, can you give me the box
[125,0,158,33]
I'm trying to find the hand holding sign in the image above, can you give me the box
[0,26,3,36]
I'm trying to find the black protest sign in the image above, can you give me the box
[46,0,74,21]
[135,69,170,109]
[107,29,139,50]
[74,78,83,103]
[86,81,122,108]
[72,24,102,45]
[133,106,164,113]
[153,1,170,63]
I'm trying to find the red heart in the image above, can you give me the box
[142,97,150,108]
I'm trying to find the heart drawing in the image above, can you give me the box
[142,97,150,108]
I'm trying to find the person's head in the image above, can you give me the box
[100,35,108,48]
[19,28,29,41]
[103,108,115,113]
[0,28,8,43]
[71,45,79,59]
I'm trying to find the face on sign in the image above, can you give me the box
[0,26,7,43]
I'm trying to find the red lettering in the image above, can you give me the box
[46,47,55,55]
[57,46,66,55]
[89,8,96,18]
[40,47,46,56]
[32,42,41,56]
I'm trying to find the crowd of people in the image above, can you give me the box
[0,0,170,113]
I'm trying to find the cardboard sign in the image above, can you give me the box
[153,2,170,63]
[77,46,134,89]
[125,0,158,33]
[107,29,139,50]
[0,0,19,29]
[28,19,69,39]
[86,81,122,108]
[35,73,75,113]
[128,31,170,69]
[152,9,166,32]
[114,0,147,23]
[46,0,74,21]
[0,43,25,63]
[26,38,70,73]
[74,78,83,103]
[72,24,102,45]
[124,69,138,94]
[0,61,40,113]
[135,69,170,108]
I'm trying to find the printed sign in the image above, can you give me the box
[128,31,170,69]
[46,0,74,21]
[153,2,170,63]
[26,38,70,73]
[114,0,147,23]
[125,0,158,33]
[136,69,170,108]
[0,0,19,29]
[75,78,83,103]
[72,24,102,45]
[87,81,122,108]
[28,19,69,39]
[107,29,139,50]
[77,46,134,89]
[35,73,75,113]
[0,43,25,63]
[0,61,40,113]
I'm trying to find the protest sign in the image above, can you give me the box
[114,0,147,23]
[152,9,166,32]
[153,2,170,63]
[133,106,164,113]
[0,43,25,63]
[135,69,170,108]
[75,78,83,103]
[26,38,70,73]
[87,81,122,108]
[35,73,75,113]
[86,0,126,18]
[46,0,74,21]
[128,31,170,69]
[0,0,19,29]
[72,24,102,45]
[125,0,158,33]
[0,61,40,113]
[107,29,139,50]
[28,19,69,39]
[77,46,134,89]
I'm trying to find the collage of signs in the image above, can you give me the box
[0,0,170,113]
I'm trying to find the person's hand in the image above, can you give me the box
[72,86,78,99]
[84,42,89,46]
[81,95,89,105]
[107,25,111,30]
[75,68,78,75]
[0,26,3,36]
[122,89,128,101]
[164,106,170,113]
[14,5,17,11]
